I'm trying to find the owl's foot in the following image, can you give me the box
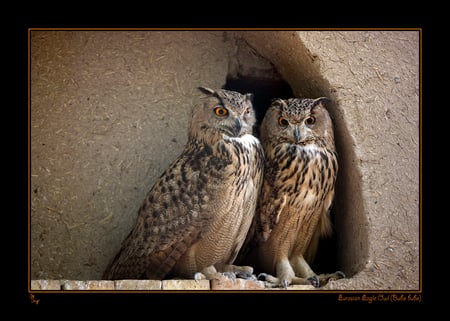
[194,265,222,281]
[222,264,254,279]
[258,273,323,288]
[195,265,255,281]
[194,272,207,281]
[291,271,345,288]
[257,273,293,289]
[194,271,239,282]
[316,270,346,286]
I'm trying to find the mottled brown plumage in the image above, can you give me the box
[238,97,345,288]
[103,87,264,280]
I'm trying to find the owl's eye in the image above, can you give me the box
[278,116,289,127]
[214,106,229,117]
[305,116,316,125]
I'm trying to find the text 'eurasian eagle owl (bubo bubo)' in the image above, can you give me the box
[237,97,345,288]
[103,87,264,280]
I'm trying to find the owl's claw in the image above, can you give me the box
[257,273,268,281]
[234,270,254,279]
[316,270,346,286]
[194,272,206,281]
[307,275,320,288]
[240,273,257,281]
[221,271,237,281]
[224,264,254,280]
[258,273,289,288]
[335,271,346,279]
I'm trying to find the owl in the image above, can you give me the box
[237,97,345,288]
[103,87,264,281]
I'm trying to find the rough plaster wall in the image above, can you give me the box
[30,30,420,290]
[30,31,232,279]
[298,31,420,290]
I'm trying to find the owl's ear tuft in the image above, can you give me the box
[198,87,216,96]
[245,93,254,103]
[270,98,284,108]
[314,97,331,107]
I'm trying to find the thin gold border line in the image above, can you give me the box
[27,27,423,31]
[419,28,423,293]
[28,28,32,294]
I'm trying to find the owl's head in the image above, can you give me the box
[261,97,335,150]
[190,87,256,140]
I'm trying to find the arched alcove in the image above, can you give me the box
[224,31,368,278]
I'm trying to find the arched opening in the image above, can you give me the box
[224,76,293,135]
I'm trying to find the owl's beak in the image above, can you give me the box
[294,125,301,143]
[221,118,242,137]
[231,118,242,137]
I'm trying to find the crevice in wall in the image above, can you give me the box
[224,76,293,135]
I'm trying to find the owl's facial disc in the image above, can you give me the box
[210,104,243,137]
[219,116,242,137]
[278,115,315,145]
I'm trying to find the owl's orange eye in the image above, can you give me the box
[305,116,316,125]
[214,106,229,117]
[278,116,289,127]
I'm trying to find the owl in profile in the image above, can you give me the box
[103,87,264,281]
[238,97,345,288]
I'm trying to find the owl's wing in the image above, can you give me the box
[103,151,220,280]
[236,165,287,265]
[257,178,287,242]
[304,192,334,263]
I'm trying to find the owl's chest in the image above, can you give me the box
[267,145,337,251]
[213,135,264,182]
[270,144,336,199]
[193,135,263,219]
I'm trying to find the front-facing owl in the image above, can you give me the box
[238,97,345,288]
[103,87,264,280]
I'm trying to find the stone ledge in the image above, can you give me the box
[30,279,318,291]
[211,278,266,290]
[115,279,162,290]
[31,280,62,290]
[162,279,210,290]
[62,280,115,290]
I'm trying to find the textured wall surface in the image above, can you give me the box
[297,31,420,290]
[30,30,420,290]
[30,31,231,279]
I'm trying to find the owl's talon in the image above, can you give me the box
[317,270,346,285]
[194,272,206,281]
[234,270,253,279]
[307,275,320,288]
[257,273,269,281]
[336,271,346,279]
[281,279,290,289]
[225,264,254,279]
[241,274,257,281]
[221,271,237,281]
